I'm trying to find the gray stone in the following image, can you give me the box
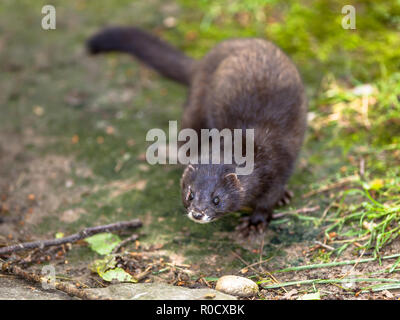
[0,276,72,300]
[86,283,237,300]
[215,275,259,297]
[0,277,236,300]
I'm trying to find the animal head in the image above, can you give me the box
[180,164,244,223]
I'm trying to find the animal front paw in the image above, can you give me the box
[235,210,271,237]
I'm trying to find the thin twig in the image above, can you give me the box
[331,235,370,244]
[134,266,152,282]
[302,175,359,198]
[259,237,265,273]
[231,251,261,276]
[314,241,335,251]
[0,219,142,255]
[318,199,338,225]
[272,206,320,219]
[231,251,286,293]
[111,234,139,254]
[339,249,366,280]
[271,253,400,274]
[359,158,365,178]
[245,256,274,270]
[260,277,400,289]
[0,263,106,300]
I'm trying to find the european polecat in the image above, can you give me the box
[87,27,307,234]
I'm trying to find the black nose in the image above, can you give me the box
[192,211,204,220]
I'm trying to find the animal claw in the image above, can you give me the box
[276,189,294,207]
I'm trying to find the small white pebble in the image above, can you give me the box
[65,179,74,188]
[163,16,177,28]
[215,275,259,298]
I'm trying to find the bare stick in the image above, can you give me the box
[231,250,286,292]
[314,241,335,251]
[271,253,400,274]
[272,206,320,219]
[0,219,142,255]
[302,175,359,198]
[318,200,337,225]
[261,277,400,290]
[0,263,106,300]
[111,233,139,254]
[134,266,152,282]
[244,256,274,270]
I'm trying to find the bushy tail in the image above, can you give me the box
[87,27,194,85]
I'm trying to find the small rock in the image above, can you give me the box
[163,16,177,28]
[0,277,71,300]
[65,179,74,188]
[215,275,259,298]
[382,290,394,299]
[282,288,298,300]
[33,105,45,116]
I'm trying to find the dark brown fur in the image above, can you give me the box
[87,27,307,231]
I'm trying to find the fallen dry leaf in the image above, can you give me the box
[71,134,79,144]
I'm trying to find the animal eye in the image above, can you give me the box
[188,191,194,201]
[212,196,220,205]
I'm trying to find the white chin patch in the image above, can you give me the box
[187,211,212,224]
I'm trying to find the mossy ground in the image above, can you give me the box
[0,0,399,299]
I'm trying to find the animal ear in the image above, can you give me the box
[223,172,241,188]
[180,165,196,187]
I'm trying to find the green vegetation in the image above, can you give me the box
[0,0,399,297]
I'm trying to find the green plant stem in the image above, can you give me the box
[270,253,400,274]
[260,277,400,289]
